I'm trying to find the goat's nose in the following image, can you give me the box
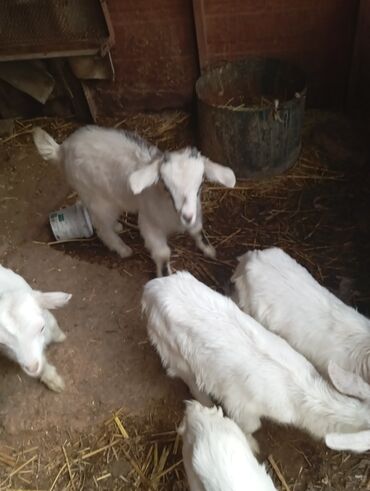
[24,361,40,375]
[182,213,194,224]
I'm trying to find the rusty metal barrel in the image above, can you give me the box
[196,58,307,178]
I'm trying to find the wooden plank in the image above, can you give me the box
[192,0,208,71]
[347,0,370,114]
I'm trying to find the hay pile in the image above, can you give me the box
[0,407,186,490]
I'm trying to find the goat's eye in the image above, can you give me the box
[40,325,45,333]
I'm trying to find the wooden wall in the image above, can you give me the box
[193,0,359,108]
[84,0,199,116]
[86,0,362,116]
[348,0,370,117]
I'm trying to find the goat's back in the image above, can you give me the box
[233,248,370,377]
[143,271,318,422]
[59,126,158,208]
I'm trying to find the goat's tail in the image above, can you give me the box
[33,127,61,163]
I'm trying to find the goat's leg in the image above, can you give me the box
[189,224,216,259]
[139,216,171,276]
[40,358,65,392]
[114,221,124,233]
[167,367,213,407]
[89,204,132,258]
[245,434,260,455]
[187,379,213,407]
[43,310,66,345]
[224,399,262,435]
[232,413,261,454]
[237,414,262,434]
[97,225,132,258]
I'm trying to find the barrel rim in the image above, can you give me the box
[195,56,307,113]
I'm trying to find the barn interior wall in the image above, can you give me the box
[193,0,359,109]
[84,0,199,116]
[348,0,370,118]
[83,0,365,115]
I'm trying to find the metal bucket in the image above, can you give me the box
[196,58,307,178]
[49,202,94,241]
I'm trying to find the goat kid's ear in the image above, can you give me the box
[34,291,72,310]
[203,158,236,188]
[325,431,370,453]
[129,158,161,195]
[328,360,370,400]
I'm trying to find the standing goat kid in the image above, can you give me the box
[179,400,276,491]
[0,265,71,391]
[33,126,235,276]
[231,247,370,383]
[142,271,370,454]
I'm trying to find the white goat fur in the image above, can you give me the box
[142,272,370,453]
[178,401,276,491]
[0,265,71,391]
[33,126,235,277]
[231,247,370,384]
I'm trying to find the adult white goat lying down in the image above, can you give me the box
[0,265,71,391]
[33,126,235,277]
[179,400,276,491]
[231,247,370,384]
[142,271,370,454]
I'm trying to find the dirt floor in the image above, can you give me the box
[0,111,370,490]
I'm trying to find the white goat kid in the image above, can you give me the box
[33,126,235,277]
[142,271,370,453]
[0,265,71,391]
[231,247,370,383]
[178,400,276,491]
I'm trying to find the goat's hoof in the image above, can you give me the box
[53,330,66,343]
[118,246,133,258]
[114,222,124,233]
[158,262,172,277]
[44,373,65,392]
[203,244,216,259]
[41,366,65,392]
[246,434,260,455]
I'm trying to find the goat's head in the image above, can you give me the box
[0,290,71,377]
[129,147,236,228]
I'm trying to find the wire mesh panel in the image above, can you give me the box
[0,0,112,60]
